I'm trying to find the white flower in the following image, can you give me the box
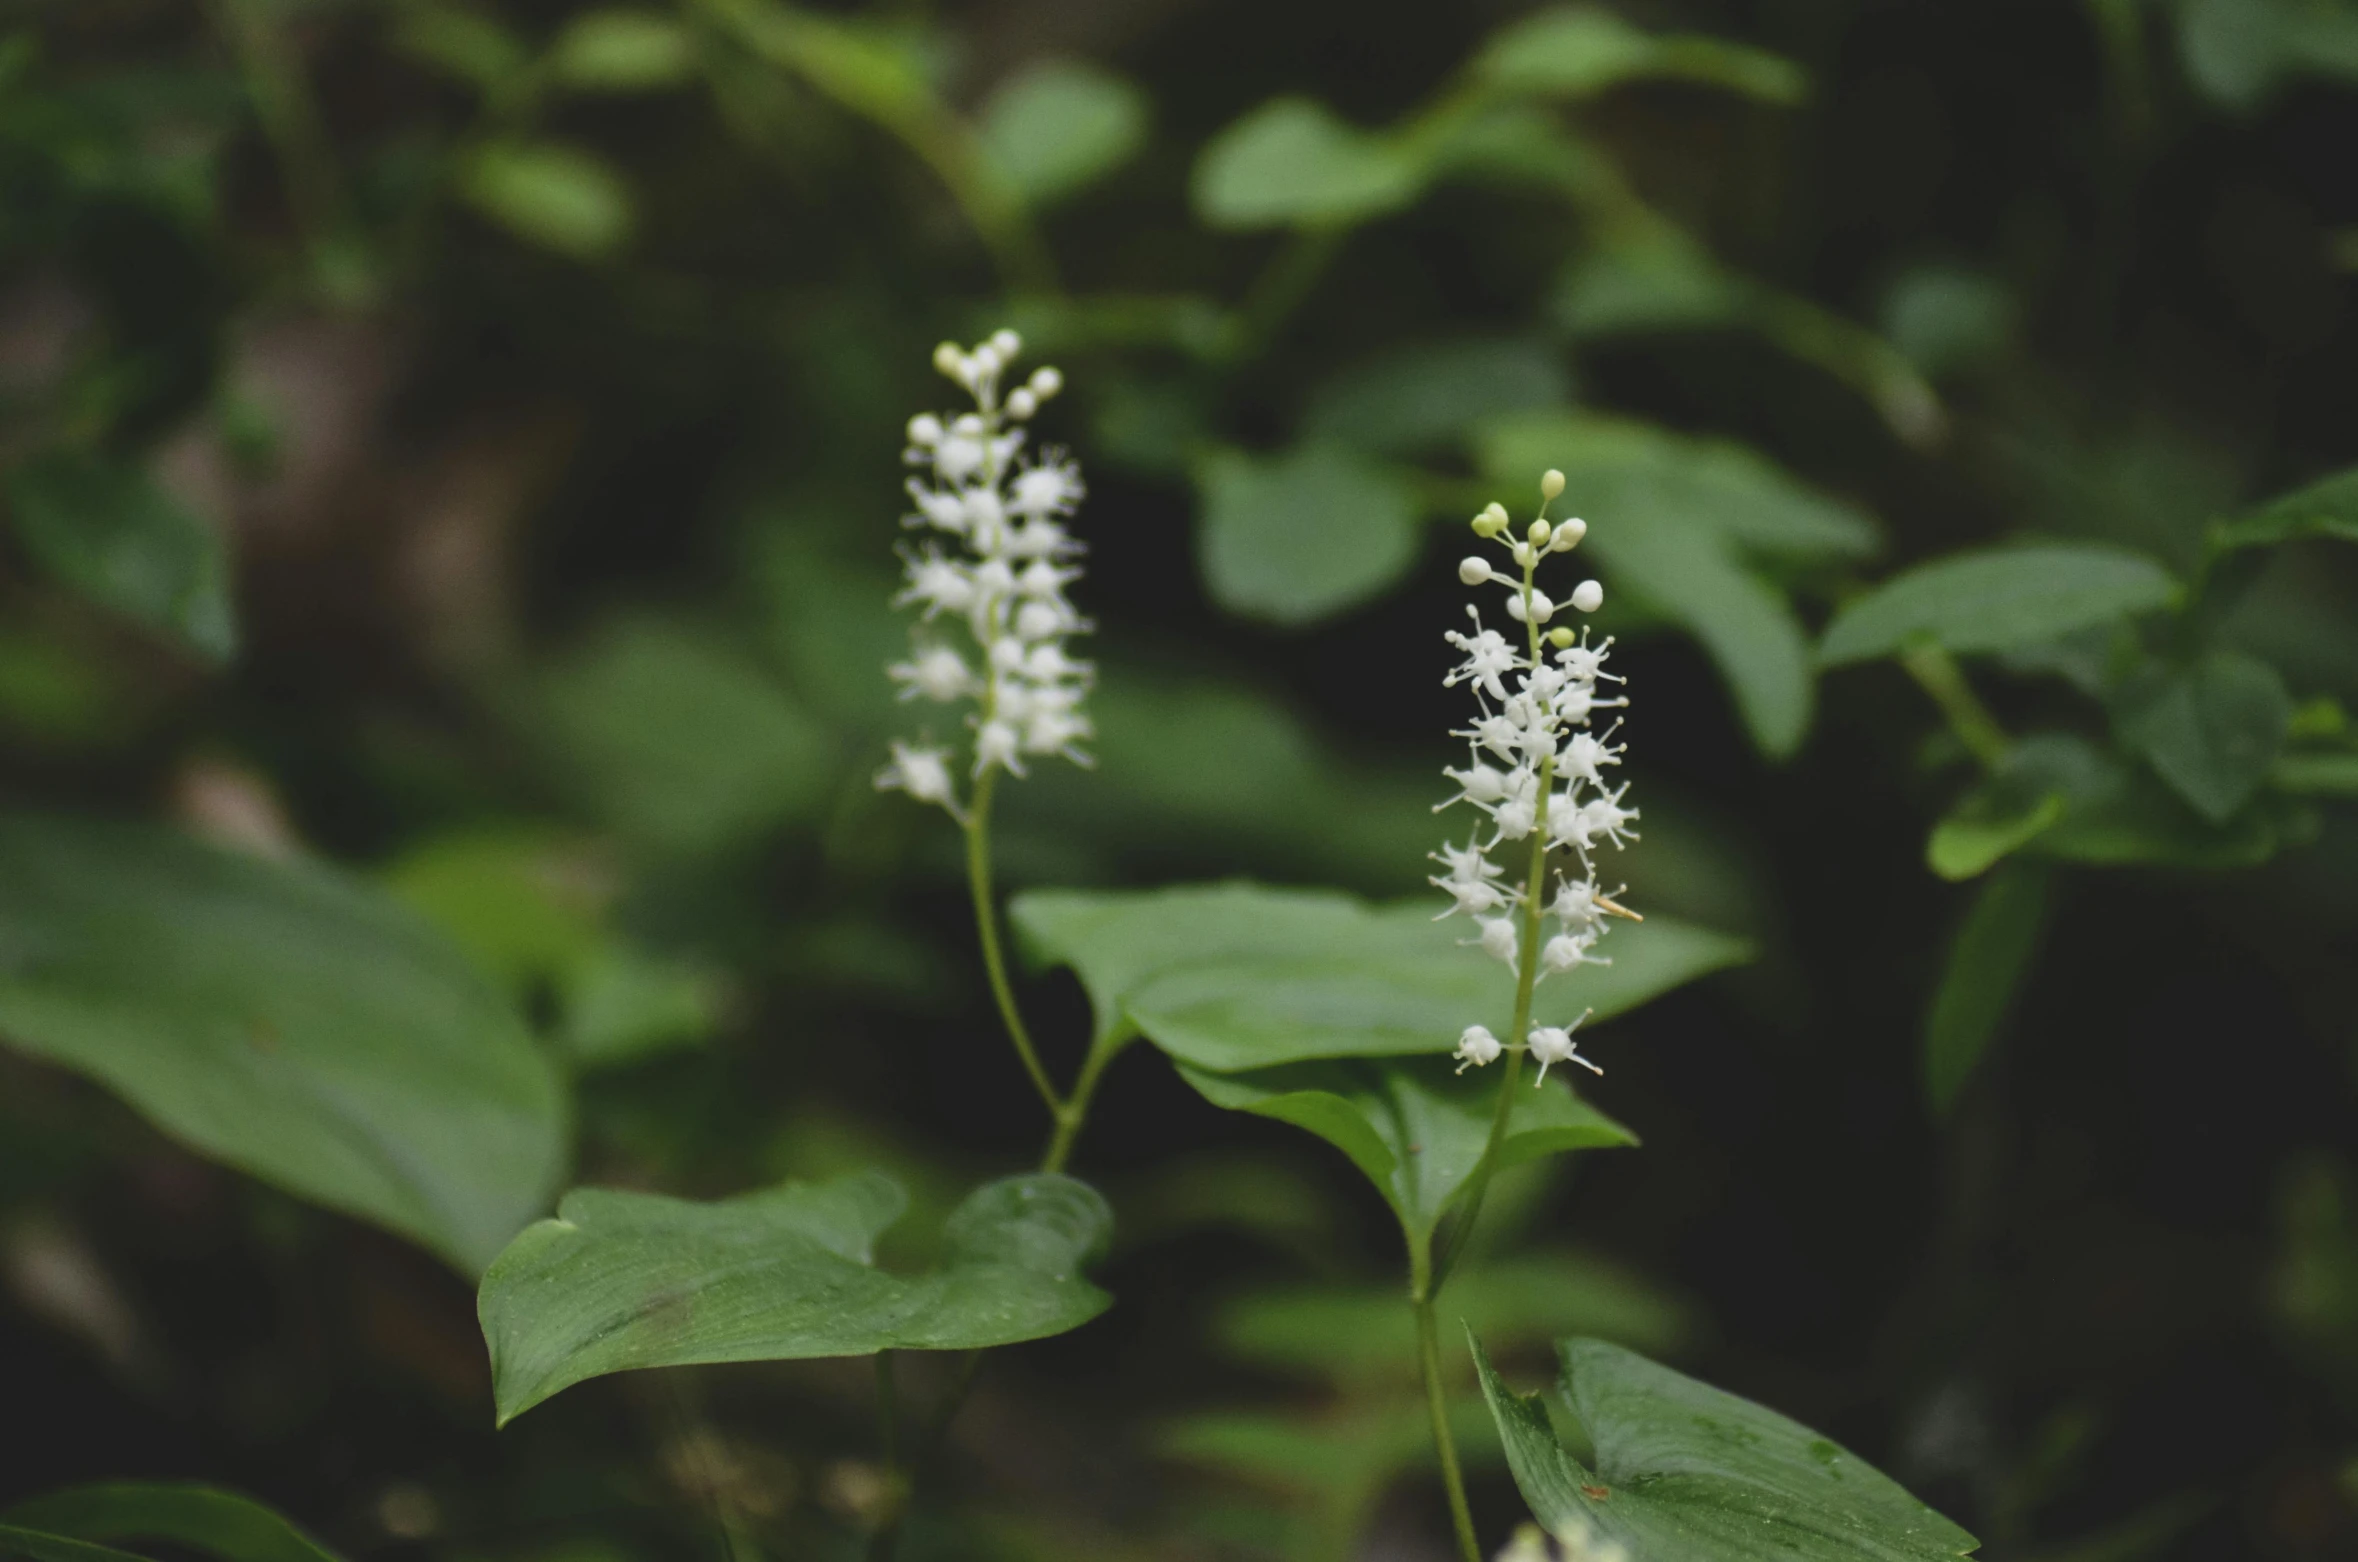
[876,741,960,816]
[1434,474,1638,1077]
[1527,1014,1601,1084]
[880,332,1095,815]
[1454,1024,1503,1073]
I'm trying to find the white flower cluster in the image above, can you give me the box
[1436,470,1638,1085]
[875,330,1093,821]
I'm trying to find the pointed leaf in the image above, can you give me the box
[1820,546,2177,666]
[8,451,235,662]
[1476,7,1806,103]
[459,142,632,258]
[1922,864,2050,1113]
[1192,98,1421,230]
[1179,1054,1634,1243]
[547,10,697,92]
[0,1530,151,1562]
[1012,883,1750,1072]
[0,816,566,1274]
[1472,1334,1978,1560]
[3,1486,341,1562]
[479,1171,1111,1423]
[2116,651,2293,822]
[2207,465,2358,554]
[980,60,1148,207]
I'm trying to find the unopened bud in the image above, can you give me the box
[1028,366,1062,398]
[1552,515,1588,549]
[1528,589,1556,623]
[906,413,943,445]
[1472,510,1506,538]
[1540,468,1566,500]
[1459,557,1494,586]
[1571,579,1604,613]
[989,328,1022,360]
[970,345,1002,379]
[1528,519,1552,547]
[1511,541,1535,568]
[933,342,964,378]
[1547,627,1576,649]
[1006,388,1037,419]
[1483,502,1510,527]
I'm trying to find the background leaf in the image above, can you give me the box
[2207,465,2358,553]
[1302,338,1570,456]
[458,141,633,258]
[1820,545,2178,666]
[1196,444,1422,626]
[1473,1334,1979,1560]
[1013,882,1750,1073]
[2116,650,2294,822]
[1923,863,2051,1114]
[546,9,697,92]
[1475,5,1806,103]
[0,816,567,1274]
[979,59,1148,208]
[7,451,234,662]
[1192,98,1421,229]
[479,1171,1111,1423]
[2,1486,341,1562]
[0,1529,149,1562]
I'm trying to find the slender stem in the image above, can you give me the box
[865,1353,906,1562]
[1041,1030,1124,1174]
[1410,1233,1482,1562]
[1900,643,2011,771]
[963,769,1065,1123]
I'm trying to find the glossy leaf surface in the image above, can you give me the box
[1012,882,1749,1070]
[479,1171,1110,1423]
[1474,1335,1979,1560]
[0,816,567,1274]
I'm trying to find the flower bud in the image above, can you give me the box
[1547,627,1576,649]
[1528,589,1555,623]
[933,342,963,378]
[1528,519,1552,547]
[1006,388,1037,419]
[970,345,1002,379]
[989,328,1022,360]
[1552,516,1587,549]
[1571,579,1604,613]
[1541,468,1566,500]
[1511,541,1535,568]
[906,413,943,446]
[1459,556,1494,586]
[1028,366,1062,398]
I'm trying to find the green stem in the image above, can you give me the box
[964,769,1065,1125]
[1410,1232,1482,1562]
[1040,1030,1124,1174]
[1900,643,2010,771]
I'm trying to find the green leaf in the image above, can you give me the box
[2273,751,2358,796]
[0,1528,150,1562]
[2206,465,2358,554]
[1967,733,2284,871]
[1218,1252,1688,1383]
[979,59,1148,208]
[1923,864,2050,1114]
[1303,338,1570,456]
[1820,545,2178,666]
[1925,789,2065,882]
[1192,97,1422,230]
[1475,6,1806,104]
[8,450,235,662]
[522,617,834,855]
[548,10,697,92]
[459,142,632,259]
[1180,1055,1635,1244]
[0,817,564,1273]
[479,1171,1110,1424]
[1197,444,1422,626]
[1011,882,1751,1073]
[391,5,533,92]
[2116,651,2293,823]
[3,1485,341,1562]
[1472,1334,1979,1560]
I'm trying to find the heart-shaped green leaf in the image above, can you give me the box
[1180,1054,1634,1243]
[0,816,567,1275]
[1012,882,1749,1072]
[479,1171,1111,1424]
[1196,444,1422,626]
[2,1486,341,1562]
[1473,1334,1979,1560]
